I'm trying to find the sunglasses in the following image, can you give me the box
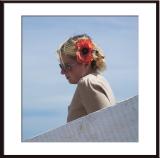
[59,63,77,72]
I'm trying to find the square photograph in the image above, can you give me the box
[22,16,138,142]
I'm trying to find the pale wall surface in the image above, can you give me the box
[25,95,138,142]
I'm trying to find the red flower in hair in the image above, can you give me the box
[75,39,94,64]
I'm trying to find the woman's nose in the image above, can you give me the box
[61,69,65,74]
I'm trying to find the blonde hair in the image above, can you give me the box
[57,34,106,72]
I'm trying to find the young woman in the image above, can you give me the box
[57,34,116,122]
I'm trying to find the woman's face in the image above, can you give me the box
[59,54,90,84]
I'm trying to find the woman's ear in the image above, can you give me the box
[84,63,89,67]
[85,63,92,71]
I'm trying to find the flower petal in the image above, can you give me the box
[75,39,94,64]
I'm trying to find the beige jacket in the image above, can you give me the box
[67,73,116,122]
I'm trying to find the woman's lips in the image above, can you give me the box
[66,76,70,80]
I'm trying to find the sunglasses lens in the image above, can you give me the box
[65,64,72,70]
[59,63,74,71]
[59,64,63,69]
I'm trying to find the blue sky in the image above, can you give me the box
[22,16,138,140]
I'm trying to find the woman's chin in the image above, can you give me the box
[68,79,77,84]
[68,81,76,84]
